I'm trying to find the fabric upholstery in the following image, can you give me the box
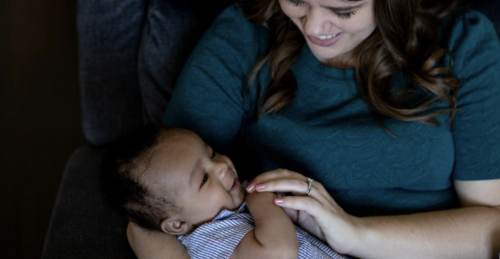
[42,145,135,259]
[78,0,148,146]
[138,0,233,125]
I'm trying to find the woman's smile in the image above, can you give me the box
[307,32,343,47]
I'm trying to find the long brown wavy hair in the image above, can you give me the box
[239,0,460,131]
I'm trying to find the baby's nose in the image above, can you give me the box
[214,161,228,178]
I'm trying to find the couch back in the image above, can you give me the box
[78,0,232,146]
[78,0,500,147]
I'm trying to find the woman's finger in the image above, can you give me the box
[256,177,309,193]
[246,168,306,192]
[253,177,333,205]
[281,207,299,223]
[247,169,336,209]
[274,195,344,233]
[274,195,327,218]
[253,168,305,182]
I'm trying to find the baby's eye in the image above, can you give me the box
[210,150,217,159]
[201,173,208,186]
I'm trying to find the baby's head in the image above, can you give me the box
[111,127,245,235]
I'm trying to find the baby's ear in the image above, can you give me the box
[160,218,192,235]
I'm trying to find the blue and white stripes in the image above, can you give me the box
[178,203,348,259]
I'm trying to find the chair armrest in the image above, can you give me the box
[42,145,136,259]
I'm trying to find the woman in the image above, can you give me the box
[128,0,500,258]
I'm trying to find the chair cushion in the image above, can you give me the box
[78,0,148,146]
[138,0,233,125]
[42,145,136,259]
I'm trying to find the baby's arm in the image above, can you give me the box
[230,192,299,259]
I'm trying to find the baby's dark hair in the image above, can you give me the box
[106,126,182,231]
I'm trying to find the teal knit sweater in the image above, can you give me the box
[163,5,500,216]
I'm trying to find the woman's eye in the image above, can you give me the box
[333,11,356,20]
[201,173,208,186]
[285,0,357,20]
[210,150,217,159]
[286,0,306,7]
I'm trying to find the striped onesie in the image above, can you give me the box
[178,203,348,259]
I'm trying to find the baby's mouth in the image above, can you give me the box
[228,169,241,193]
[226,168,236,190]
[229,177,240,192]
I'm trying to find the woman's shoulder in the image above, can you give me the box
[440,9,500,110]
[182,3,270,75]
[213,4,250,27]
[201,4,270,51]
[441,8,499,52]
[218,4,252,20]
[438,8,500,82]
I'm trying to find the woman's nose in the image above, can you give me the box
[303,8,332,36]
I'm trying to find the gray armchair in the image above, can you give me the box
[42,0,232,258]
[42,0,499,258]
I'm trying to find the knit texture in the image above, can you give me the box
[164,5,500,217]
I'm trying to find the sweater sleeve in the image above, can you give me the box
[448,10,500,180]
[162,4,265,153]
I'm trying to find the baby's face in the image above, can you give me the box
[146,130,245,227]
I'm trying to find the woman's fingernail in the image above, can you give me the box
[246,182,255,192]
[256,183,266,191]
[275,197,285,204]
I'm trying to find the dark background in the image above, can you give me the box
[0,0,85,258]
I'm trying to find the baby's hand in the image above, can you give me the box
[274,193,323,240]
[245,191,276,208]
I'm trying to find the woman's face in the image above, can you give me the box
[278,0,376,67]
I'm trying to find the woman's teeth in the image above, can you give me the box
[316,34,339,40]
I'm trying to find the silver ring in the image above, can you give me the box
[305,178,313,196]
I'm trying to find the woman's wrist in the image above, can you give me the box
[327,214,370,257]
[346,216,376,257]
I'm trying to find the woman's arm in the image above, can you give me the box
[127,222,190,259]
[248,169,500,259]
[352,179,500,259]
[230,192,299,259]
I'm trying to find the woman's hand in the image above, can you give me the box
[246,169,364,255]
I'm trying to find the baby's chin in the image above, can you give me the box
[241,180,249,197]
[232,183,246,208]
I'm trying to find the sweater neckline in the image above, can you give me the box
[296,45,356,81]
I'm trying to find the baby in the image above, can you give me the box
[110,127,346,259]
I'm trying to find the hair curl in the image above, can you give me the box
[239,0,460,132]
